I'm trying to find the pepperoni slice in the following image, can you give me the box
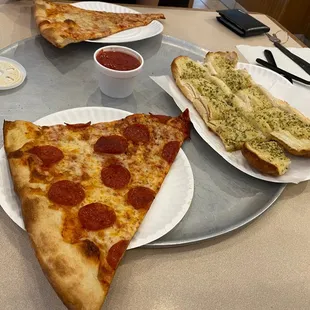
[78,203,116,231]
[150,114,171,124]
[28,145,64,167]
[94,135,128,154]
[123,124,150,144]
[162,141,180,164]
[48,180,85,206]
[107,240,129,269]
[101,164,131,189]
[127,186,156,210]
[65,121,91,129]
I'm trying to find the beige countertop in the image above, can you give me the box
[1,1,310,310]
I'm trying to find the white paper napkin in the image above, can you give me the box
[237,45,310,96]
[150,73,310,184]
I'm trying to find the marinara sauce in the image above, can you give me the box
[96,51,141,71]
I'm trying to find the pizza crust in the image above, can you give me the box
[34,0,165,48]
[4,121,107,310]
[3,121,42,193]
[3,120,41,153]
[35,0,79,48]
[23,194,106,310]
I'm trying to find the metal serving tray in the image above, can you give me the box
[0,35,285,247]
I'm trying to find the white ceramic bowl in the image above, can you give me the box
[94,45,144,98]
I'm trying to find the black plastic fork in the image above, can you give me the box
[264,49,293,83]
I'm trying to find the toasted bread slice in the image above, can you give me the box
[172,51,310,166]
[171,55,234,97]
[171,56,211,80]
[171,56,234,121]
[270,130,310,157]
[207,112,266,152]
[234,79,310,128]
[254,107,309,135]
[204,51,238,75]
[249,107,287,137]
[272,99,310,126]
[249,108,310,155]
[218,69,253,93]
[171,56,210,123]
[242,140,291,176]
[204,51,254,93]
[235,85,275,113]
[232,84,310,157]
[185,78,235,120]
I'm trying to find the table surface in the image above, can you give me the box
[1,1,310,310]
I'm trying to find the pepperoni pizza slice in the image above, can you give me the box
[3,110,190,310]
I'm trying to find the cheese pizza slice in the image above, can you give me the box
[35,0,165,48]
[3,110,190,310]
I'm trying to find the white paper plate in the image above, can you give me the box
[0,107,194,249]
[151,63,310,184]
[71,1,164,44]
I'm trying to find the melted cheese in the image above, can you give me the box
[20,115,185,267]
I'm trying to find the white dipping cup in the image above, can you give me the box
[94,45,144,98]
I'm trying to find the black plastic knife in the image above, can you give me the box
[274,41,310,76]
[256,58,310,86]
